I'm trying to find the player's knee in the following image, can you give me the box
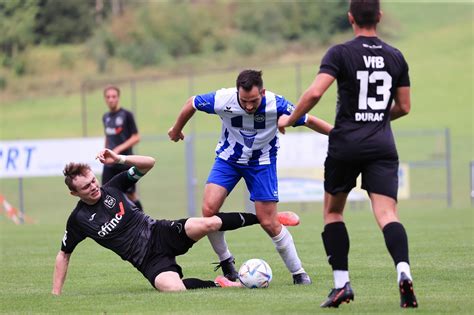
[203,216,221,232]
[324,212,344,223]
[202,204,219,217]
[155,281,186,292]
[258,216,279,235]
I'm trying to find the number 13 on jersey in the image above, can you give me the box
[357,70,392,110]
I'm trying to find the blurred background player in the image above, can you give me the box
[52,149,271,294]
[279,0,418,308]
[168,69,332,285]
[102,85,143,210]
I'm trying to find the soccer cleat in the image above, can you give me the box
[320,282,354,308]
[214,275,243,288]
[277,211,300,226]
[213,256,239,281]
[399,272,418,308]
[293,272,312,285]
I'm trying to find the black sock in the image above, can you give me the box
[134,200,143,211]
[383,221,410,266]
[215,212,259,231]
[321,222,350,270]
[182,278,217,289]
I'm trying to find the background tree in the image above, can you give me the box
[0,0,38,59]
[34,0,96,44]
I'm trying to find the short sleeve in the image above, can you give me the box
[318,45,342,78]
[61,215,86,254]
[396,51,410,87]
[126,111,138,134]
[193,92,216,114]
[275,95,307,127]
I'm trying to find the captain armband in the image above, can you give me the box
[127,166,145,181]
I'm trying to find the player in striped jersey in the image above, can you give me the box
[168,70,332,284]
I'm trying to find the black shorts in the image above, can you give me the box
[138,218,196,288]
[324,155,399,201]
[103,164,136,193]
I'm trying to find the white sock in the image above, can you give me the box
[333,270,350,289]
[396,262,412,282]
[271,226,304,274]
[207,231,231,261]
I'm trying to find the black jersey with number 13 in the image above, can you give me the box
[319,36,410,160]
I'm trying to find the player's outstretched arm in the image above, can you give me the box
[282,73,336,130]
[52,251,71,295]
[168,97,196,142]
[96,148,155,175]
[304,115,333,135]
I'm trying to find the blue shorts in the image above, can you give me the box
[207,158,279,202]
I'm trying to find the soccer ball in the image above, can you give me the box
[238,258,272,288]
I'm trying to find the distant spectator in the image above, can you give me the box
[102,85,142,210]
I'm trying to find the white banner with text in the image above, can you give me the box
[0,138,103,178]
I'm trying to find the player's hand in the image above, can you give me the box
[96,148,118,165]
[278,115,291,134]
[168,127,185,142]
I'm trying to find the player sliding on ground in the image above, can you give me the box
[51,149,298,294]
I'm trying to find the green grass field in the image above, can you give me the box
[1,2,473,314]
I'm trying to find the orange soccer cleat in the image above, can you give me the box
[277,211,300,226]
[214,275,243,288]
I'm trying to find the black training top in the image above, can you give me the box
[319,36,410,160]
[103,108,138,155]
[60,170,155,267]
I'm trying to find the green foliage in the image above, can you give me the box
[34,0,95,45]
[59,49,75,69]
[117,39,169,68]
[234,1,348,42]
[231,33,259,56]
[0,1,350,73]
[0,74,6,89]
[0,0,38,58]
[99,1,349,68]
[86,28,113,73]
[12,57,27,76]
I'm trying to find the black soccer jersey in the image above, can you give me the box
[103,108,138,155]
[319,36,410,160]
[60,170,155,267]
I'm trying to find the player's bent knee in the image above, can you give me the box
[154,272,186,292]
[209,216,222,231]
[202,216,221,232]
[202,205,219,217]
[258,217,280,236]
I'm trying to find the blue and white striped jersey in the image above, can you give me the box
[193,88,307,165]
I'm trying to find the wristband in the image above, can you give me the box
[127,166,144,180]
[117,155,126,164]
